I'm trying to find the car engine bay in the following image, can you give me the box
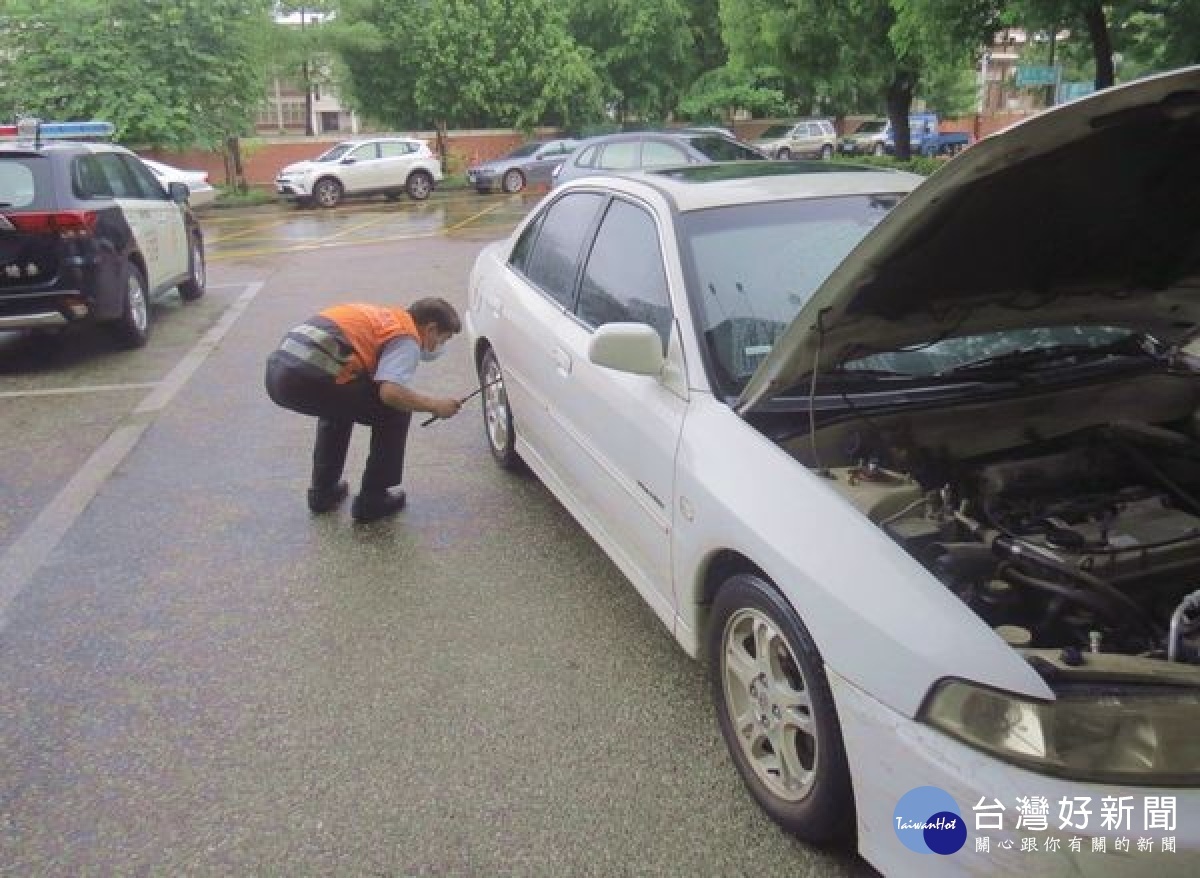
[791,376,1200,676]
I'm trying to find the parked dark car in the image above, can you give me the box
[553,131,766,186]
[467,139,579,194]
[1,123,205,349]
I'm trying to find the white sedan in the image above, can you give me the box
[139,157,217,209]
[466,66,1200,876]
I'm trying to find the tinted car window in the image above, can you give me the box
[509,211,546,275]
[0,158,44,208]
[688,136,763,162]
[73,154,114,199]
[92,152,140,199]
[642,140,690,168]
[122,155,167,199]
[574,144,599,169]
[578,199,672,350]
[598,142,640,170]
[523,193,605,308]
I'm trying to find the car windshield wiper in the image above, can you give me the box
[935,338,1157,376]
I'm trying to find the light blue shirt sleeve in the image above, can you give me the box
[375,336,420,385]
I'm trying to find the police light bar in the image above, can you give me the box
[0,120,115,142]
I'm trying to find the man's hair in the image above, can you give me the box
[409,297,462,333]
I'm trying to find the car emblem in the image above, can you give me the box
[0,215,13,232]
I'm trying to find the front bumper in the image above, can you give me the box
[467,169,498,189]
[275,178,310,197]
[830,671,1200,877]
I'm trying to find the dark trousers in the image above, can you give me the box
[265,351,412,495]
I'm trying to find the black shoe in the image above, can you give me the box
[307,481,348,514]
[352,489,407,523]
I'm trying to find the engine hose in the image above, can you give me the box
[1001,565,1135,628]
[994,535,1163,636]
[1112,436,1200,518]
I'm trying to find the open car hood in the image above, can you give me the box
[737,66,1200,414]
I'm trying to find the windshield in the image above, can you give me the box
[506,143,542,159]
[854,120,887,134]
[680,194,903,394]
[758,125,791,139]
[316,144,353,162]
[841,326,1142,376]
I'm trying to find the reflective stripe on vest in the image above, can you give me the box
[318,304,420,384]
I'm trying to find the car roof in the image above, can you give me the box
[0,140,129,157]
[559,162,924,212]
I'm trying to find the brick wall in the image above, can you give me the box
[143,130,549,188]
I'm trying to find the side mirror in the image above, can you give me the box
[340,156,356,164]
[167,182,190,204]
[587,323,664,377]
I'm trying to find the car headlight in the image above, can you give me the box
[920,679,1200,785]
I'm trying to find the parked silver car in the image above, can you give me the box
[467,139,579,194]
[553,130,765,186]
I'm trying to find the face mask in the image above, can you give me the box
[420,341,446,362]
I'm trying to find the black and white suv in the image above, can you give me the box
[275,137,444,208]
[0,121,206,349]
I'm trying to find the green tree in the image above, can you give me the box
[336,0,605,153]
[566,0,696,123]
[721,0,975,159]
[0,0,273,153]
[678,65,791,124]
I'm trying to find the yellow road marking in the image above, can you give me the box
[444,201,509,232]
[207,216,294,244]
[318,212,396,242]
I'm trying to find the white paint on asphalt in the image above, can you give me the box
[0,281,265,632]
[0,382,159,399]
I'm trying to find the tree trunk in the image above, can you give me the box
[435,120,449,173]
[225,137,247,193]
[886,71,917,162]
[1083,2,1115,89]
[303,60,315,136]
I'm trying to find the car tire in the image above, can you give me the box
[178,233,206,302]
[776,148,791,160]
[313,177,343,208]
[820,145,833,160]
[406,170,434,201]
[501,169,526,194]
[480,348,519,470]
[110,262,150,349]
[872,143,886,157]
[708,573,855,845]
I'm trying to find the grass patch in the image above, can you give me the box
[212,186,279,209]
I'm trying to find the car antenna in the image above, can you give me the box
[809,308,833,479]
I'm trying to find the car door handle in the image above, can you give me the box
[551,346,572,375]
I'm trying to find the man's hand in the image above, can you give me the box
[430,397,461,420]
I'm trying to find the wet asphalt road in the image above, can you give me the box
[0,193,873,877]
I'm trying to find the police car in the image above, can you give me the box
[0,120,205,348]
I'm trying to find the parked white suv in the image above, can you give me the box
[275,137,443,208]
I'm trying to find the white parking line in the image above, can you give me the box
[0,382,159,400]
[0,280,265,632]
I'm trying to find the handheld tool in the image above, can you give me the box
[420,377,501,426]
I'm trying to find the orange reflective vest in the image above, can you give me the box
[319,303,420,384]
